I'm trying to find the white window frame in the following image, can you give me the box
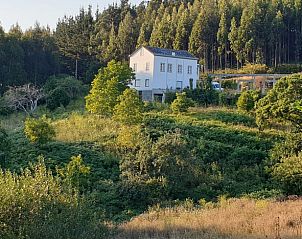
[160,63,165,72]
[167,63,172,73]
[135,79,140,87]
[140,48,144,56]
[188,65,192,74]
[146,62,150,71]
[178,64,183,74]
[145,79,149,87]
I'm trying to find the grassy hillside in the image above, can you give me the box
[114,198,302,239]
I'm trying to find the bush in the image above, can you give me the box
[0,159,107,239]
[24,115,55,144]
[237,90,261,112]
[271,153,302,194]
[268,64,302,74]
[238,64,269,74]
[0,127,10,165]
[113,88,144,125]
[164,91,177,104]
[46,87,70,110]
[0,97,13,115]
[44,75,86,110]
[171,92,194,113]
[219,92,240,107]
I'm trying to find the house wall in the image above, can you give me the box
[129,47,154,91]
[153,56,198,90]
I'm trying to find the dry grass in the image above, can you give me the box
[113,199,302,239]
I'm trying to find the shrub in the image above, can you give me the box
[24,115,55,144]
[0,97,13,115]
[0,127,10,165]
[255,74,302,130]
[0,159,107,239]
[237,90,261,112]
[164,91,177,104]
[238,64,269,74]
[44,75,86,111]
[219,92,240,107]
[171,92,194,113]
[113,88,144,125]
[271,153,302,194]
[46,87,70,110]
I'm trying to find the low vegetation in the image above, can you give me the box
[114,198,302,239]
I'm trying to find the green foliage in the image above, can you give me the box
[46,87,70,110]
[255,74,302,130]
[113,88,144,125]
[219,92,240,107]
[44,75,86,110]
[267,133,302,194]
[237,90,261,112]
[0,127,10,165]
[271,153,302,194]
[0,159,106,239]
[57,155,90,190]
[238,64,269,74]
[0,97,13,115]
[85,60,133,116]
[171,92,194,113]
[199,77,219,106]
[24,115,55,144]
[268,64,302,74]
[164,91,177,104]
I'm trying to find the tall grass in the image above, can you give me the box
[114,198,302,239]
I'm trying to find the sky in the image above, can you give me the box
[0,0,142,32]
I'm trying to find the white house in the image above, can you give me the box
[129,46,199,102]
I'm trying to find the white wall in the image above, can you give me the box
[129,47,154,91]
[153,56,198,90]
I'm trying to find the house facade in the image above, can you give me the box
[129,46,199,102]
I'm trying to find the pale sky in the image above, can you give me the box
[0,0,143,32]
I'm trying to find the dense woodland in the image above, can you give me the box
[1,0,302,92]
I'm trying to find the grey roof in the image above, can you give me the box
[131,46,198,60]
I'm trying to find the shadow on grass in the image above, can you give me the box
[7,131,120,182]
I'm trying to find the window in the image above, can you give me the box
[145,79,149,87]
[133,63,137,72]
[140,48,144,56]
[160,63,165,72]
[197,64,200,75]
[167,64,172,73]
[176,81,183,90]
[146,62,150,71]
[135,79,140,87]
[188,65,192,74]
[178,65,182,74]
